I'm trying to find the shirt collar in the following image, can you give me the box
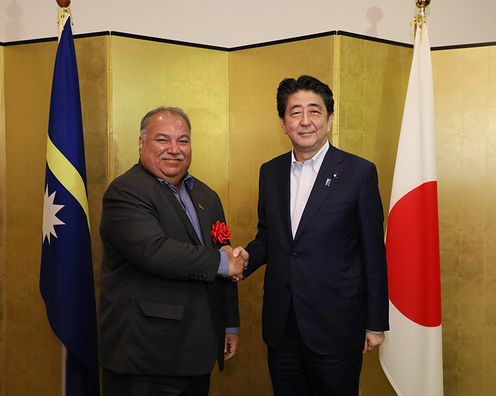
[158,172,194,192]
[291,141,330,172]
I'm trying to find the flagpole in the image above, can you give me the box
[54,4,71,395]
[61,347,66,396]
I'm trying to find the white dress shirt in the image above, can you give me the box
[290,141,330,238]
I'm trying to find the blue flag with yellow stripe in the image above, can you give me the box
[40,15,100,396]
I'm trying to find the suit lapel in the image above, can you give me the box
[159,183,203,246]
[294,145,344,242]
[276,153,293,243]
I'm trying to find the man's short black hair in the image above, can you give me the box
[276,75,334,119]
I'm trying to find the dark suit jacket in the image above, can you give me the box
[245,144,388,354]
[99,163,239,376]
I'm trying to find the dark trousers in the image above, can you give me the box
[102,368,211,396]
[268,303,363,396]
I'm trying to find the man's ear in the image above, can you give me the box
[327,113,334,131]
[138,136,144,154]
[280,117,287,134]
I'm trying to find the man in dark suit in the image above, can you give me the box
[237,76,389,395]
[99,106,244,396]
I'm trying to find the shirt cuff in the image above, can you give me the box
[217,250,229,277]
[225,327,239,334]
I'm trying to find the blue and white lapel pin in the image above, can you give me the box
[325,171,339,187]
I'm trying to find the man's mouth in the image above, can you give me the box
[160,156,183,161]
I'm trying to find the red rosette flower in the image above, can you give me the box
[211,220,231,244]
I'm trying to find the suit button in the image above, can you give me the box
[291,252,298,259]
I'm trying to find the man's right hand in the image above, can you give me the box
[221,245,247,277]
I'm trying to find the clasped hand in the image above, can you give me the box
[220,245,249,281]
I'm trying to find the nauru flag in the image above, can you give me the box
[379,21,443,396]
[40,12,100,396]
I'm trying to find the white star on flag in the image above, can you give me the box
[43,185,65,244]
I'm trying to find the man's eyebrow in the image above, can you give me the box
[307,102,323,108]
[288,104,303,111]
[153,133,190,139]
[289,103,323,111]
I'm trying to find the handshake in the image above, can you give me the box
[221,245,249,281]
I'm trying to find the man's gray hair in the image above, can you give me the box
[140,106,192,137]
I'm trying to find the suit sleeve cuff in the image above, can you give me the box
[217,250,229,277]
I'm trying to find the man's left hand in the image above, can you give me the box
[362,331,385,353]
[224,333,239,361]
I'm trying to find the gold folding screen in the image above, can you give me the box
[434,45,496,394]
[110,36,230,203]
[4,41,64,395]
[1,32,495,396]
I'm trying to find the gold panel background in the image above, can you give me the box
[4,41,62,396]
[2,36,109,395]
[433,45,496,396]
[1,31,495,396]
[110,37,230,205]
[337,36,411,198]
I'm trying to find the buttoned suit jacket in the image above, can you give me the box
[245,144,389,354]
[99,163,239,376]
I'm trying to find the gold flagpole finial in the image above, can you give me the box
[416,0,431,15]
[56,0,73,29]
[412,0,431,36]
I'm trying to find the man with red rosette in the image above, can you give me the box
[99,106,245,396]
[236,76,389,395]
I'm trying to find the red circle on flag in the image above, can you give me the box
[386,181,442,327]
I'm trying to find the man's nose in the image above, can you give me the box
[167,141,180,153]
[300,111,311,126]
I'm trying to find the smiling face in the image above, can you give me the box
[280,90,333,162]
[139,112,192,187]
